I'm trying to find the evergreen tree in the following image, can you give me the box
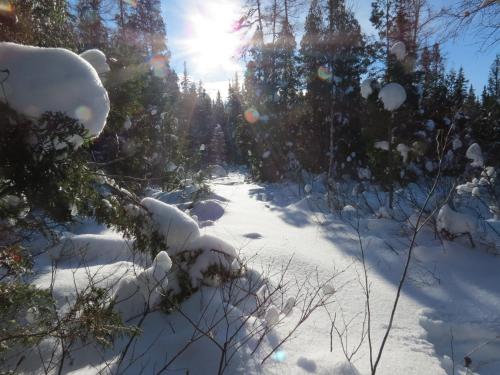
[226,78,245,164]
[0,0,76,48]
[298,0,329,172]
[324,0,367,178]
[209,124,227,165]
[127,0,167,56]
[472,56,500,166]
[75,0,108,51]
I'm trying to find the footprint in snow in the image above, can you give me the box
[243,233,263,239]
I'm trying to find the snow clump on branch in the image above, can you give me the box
[0,42,110,146]
[379,83,407,111]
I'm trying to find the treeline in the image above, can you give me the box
[220,0,500,187]
[0,0,499,192]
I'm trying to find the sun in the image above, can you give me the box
[181,1,242,74]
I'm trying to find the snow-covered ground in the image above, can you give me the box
[17,172,500,374]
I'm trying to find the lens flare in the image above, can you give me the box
[0,1,13,12]
[244,108,260,124]
[272,350,286,362]
[150,55,168,78]
[75,106,92,123]
[318,66,333,82]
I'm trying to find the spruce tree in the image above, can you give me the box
[298,0,329,172]
[0,0,76,48]
[324,0,367,179]
[75,0,108,51]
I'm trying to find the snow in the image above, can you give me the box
[0,43,110,145]
[12,173,500,375]
[390,41,407,61]
[331,361,361,375]
[114,251,172,319]
[379,83,407,111]
[208,164,228,177]
[190,199,225,221]
[425,160,435,172]
[425,119,436,131]
[465,143,484,167]
[264,306,280,326]
[48,233,138,264]
[437,204,477,236]
[357,167,372,180]
[123,116,132,130]
[360,78,379,99]
[374,140,390,151]
[304,184,312,194]
[140,197,201,255]
[396,143,410,163]
[188,234,237,259]
[166,161,177,172]
[79,49,110,76]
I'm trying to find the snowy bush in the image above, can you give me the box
[437,204,477,241]
[124,198,242,306]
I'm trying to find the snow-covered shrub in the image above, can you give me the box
[437,204,478,244]
[123,198,242,308]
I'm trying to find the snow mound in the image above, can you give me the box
[0,42,110,144]
[114,251,172,319]
[390,41,407,61]
[188,234,237,260]
[191,199,225,221]
[49,234,136,264]
[264,305,280,326]
[141,197,200,255]
[331,361,361,375]
[437,204,477,236]
[465,143,484,167]
[208,164,228,178]
[79,49,110,76]
[379,82,407,111]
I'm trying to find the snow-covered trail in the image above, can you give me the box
[203,174,447,374]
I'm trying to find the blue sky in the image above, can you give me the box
[162,0,499,99]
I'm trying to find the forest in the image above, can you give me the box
[0,0,499,374]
